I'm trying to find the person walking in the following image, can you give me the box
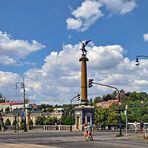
[87,123,93,141]
[140,121,144,133]
[134,121,138,134]
[83,123,88,141]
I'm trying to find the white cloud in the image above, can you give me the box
[1,42,148,105]
[0,56,17,65]
[66,18,82,30]
[0,31,45,66]
[88,45,124,70]
[66,0,136,31]
[143,33,148,42]
[66,0,103,32]
[0,72,21,100]
[133,80,148,86]
[99,0,136,14]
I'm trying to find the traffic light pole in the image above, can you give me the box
[70,94,80,132]
[88,80,123,136]
[135,55,148,65]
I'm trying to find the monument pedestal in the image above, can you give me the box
[74,105,94,131]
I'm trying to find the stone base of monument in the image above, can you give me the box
[74,105,94,131]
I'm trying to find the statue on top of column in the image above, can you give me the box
[80,40,91,56]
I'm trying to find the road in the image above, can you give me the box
[0,131,147,148]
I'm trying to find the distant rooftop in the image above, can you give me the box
[0,102,23,105]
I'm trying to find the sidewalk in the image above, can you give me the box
[0,144,58,148]
[93,132,146,141]
[117,133,145,140]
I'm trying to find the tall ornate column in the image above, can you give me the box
[79,55,88,103]
[74,40,94,131]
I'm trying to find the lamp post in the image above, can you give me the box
[15,77,27,132]
[88,79,123,136]
[135,55,148,66]
[125,104,128,135]
[70,94,80,131]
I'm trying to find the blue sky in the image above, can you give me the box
[0,0,148,105]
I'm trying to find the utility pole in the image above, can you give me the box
[15,77,27,132]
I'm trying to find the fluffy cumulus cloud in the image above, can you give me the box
[99,0,136,14]
[66,0,136,31]
[66,0,103,32]
[0,72,21,100]
[143,33,148,42]
[1,42,148,105]
[0,31,45,65]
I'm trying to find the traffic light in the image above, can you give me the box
[135,57,139,66]
[77,94,80,100]
[88,79,94,88]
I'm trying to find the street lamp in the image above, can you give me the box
[15,77,27,132]
[135,55,148,66]
[125,105,128,135]
[88,79,123,136]
[70,94,80,131]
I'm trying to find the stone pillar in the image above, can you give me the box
[79,55,89,103]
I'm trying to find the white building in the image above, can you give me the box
[0,102,30,112]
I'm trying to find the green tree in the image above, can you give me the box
[12,119,17,126]
[5,118,11,126]
[95,107,109,129]
[94,97,102,104]
[28,119,33,126]
[44,117,56,125]
[46,106,54,112]
[35,116,46,125]
[141,114,148,122]
[107,110,118,125]
[5,107,10,112]
[20,120,25,130]
[103,94,112,101]
[60,115,73,125]
[37,104,54,112]
[28,119,33,130]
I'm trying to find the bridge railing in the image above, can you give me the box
[3,125,71,131]
[127,122,148,130]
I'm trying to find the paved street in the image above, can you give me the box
[0,131,148,148]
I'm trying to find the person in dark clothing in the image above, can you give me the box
[140,121,144,133]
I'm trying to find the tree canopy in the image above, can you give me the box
[94,91,148,127]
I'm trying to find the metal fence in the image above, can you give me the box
[2,123,148,132]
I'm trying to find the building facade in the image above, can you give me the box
[96,99,119,108]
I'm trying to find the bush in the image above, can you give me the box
[28,119,33,126]
[12,119,17,126]
[35,116,46,125]
[28,119,33,130]
[5,118,11,126]
[20,120,25,130]
[44,117,57,125]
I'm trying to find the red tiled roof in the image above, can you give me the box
[0,102,23,105]
[96,99,119,108]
